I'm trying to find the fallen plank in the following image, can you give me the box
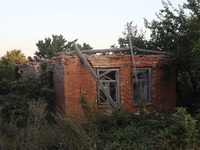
[73,42,120,112]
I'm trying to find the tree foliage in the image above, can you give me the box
[118,23,149,49]
[144,0,200,111]
[114,1,200,111]
[35,34,93,59]
[67,42,93,51]
[1,71,54,126]
[0,60,54,126]
[113,22,156,55]
[112,23,147,52]
[35,34,67,59]
[77,42,93,50]
[0,50,26,96]
[0,64,16,96]
[0,49,26,65]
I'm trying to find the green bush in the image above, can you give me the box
[0,62,54,127]
[0,95,200,149]
[153,107,198,149]
[78,94,200,149]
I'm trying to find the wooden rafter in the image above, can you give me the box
[56,47,167,55]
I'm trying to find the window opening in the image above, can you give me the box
[132,68,151,103]
[97,69,120,104]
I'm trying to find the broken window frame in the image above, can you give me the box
[132,68,152,104]
[97,68,120,104]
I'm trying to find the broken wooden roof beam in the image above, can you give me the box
[56,47,167,55]
[56,39,78,53]
[136,48,168,55]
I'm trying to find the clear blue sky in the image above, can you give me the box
[0,0,187,57]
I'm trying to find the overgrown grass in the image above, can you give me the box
[0,96,200,149]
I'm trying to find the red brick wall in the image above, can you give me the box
[53,54,176,116]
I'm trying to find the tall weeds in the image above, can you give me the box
[0,96,199,149]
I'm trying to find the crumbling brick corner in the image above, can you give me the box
[18,62,40,78]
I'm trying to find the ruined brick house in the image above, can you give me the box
[18,47,176,116]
